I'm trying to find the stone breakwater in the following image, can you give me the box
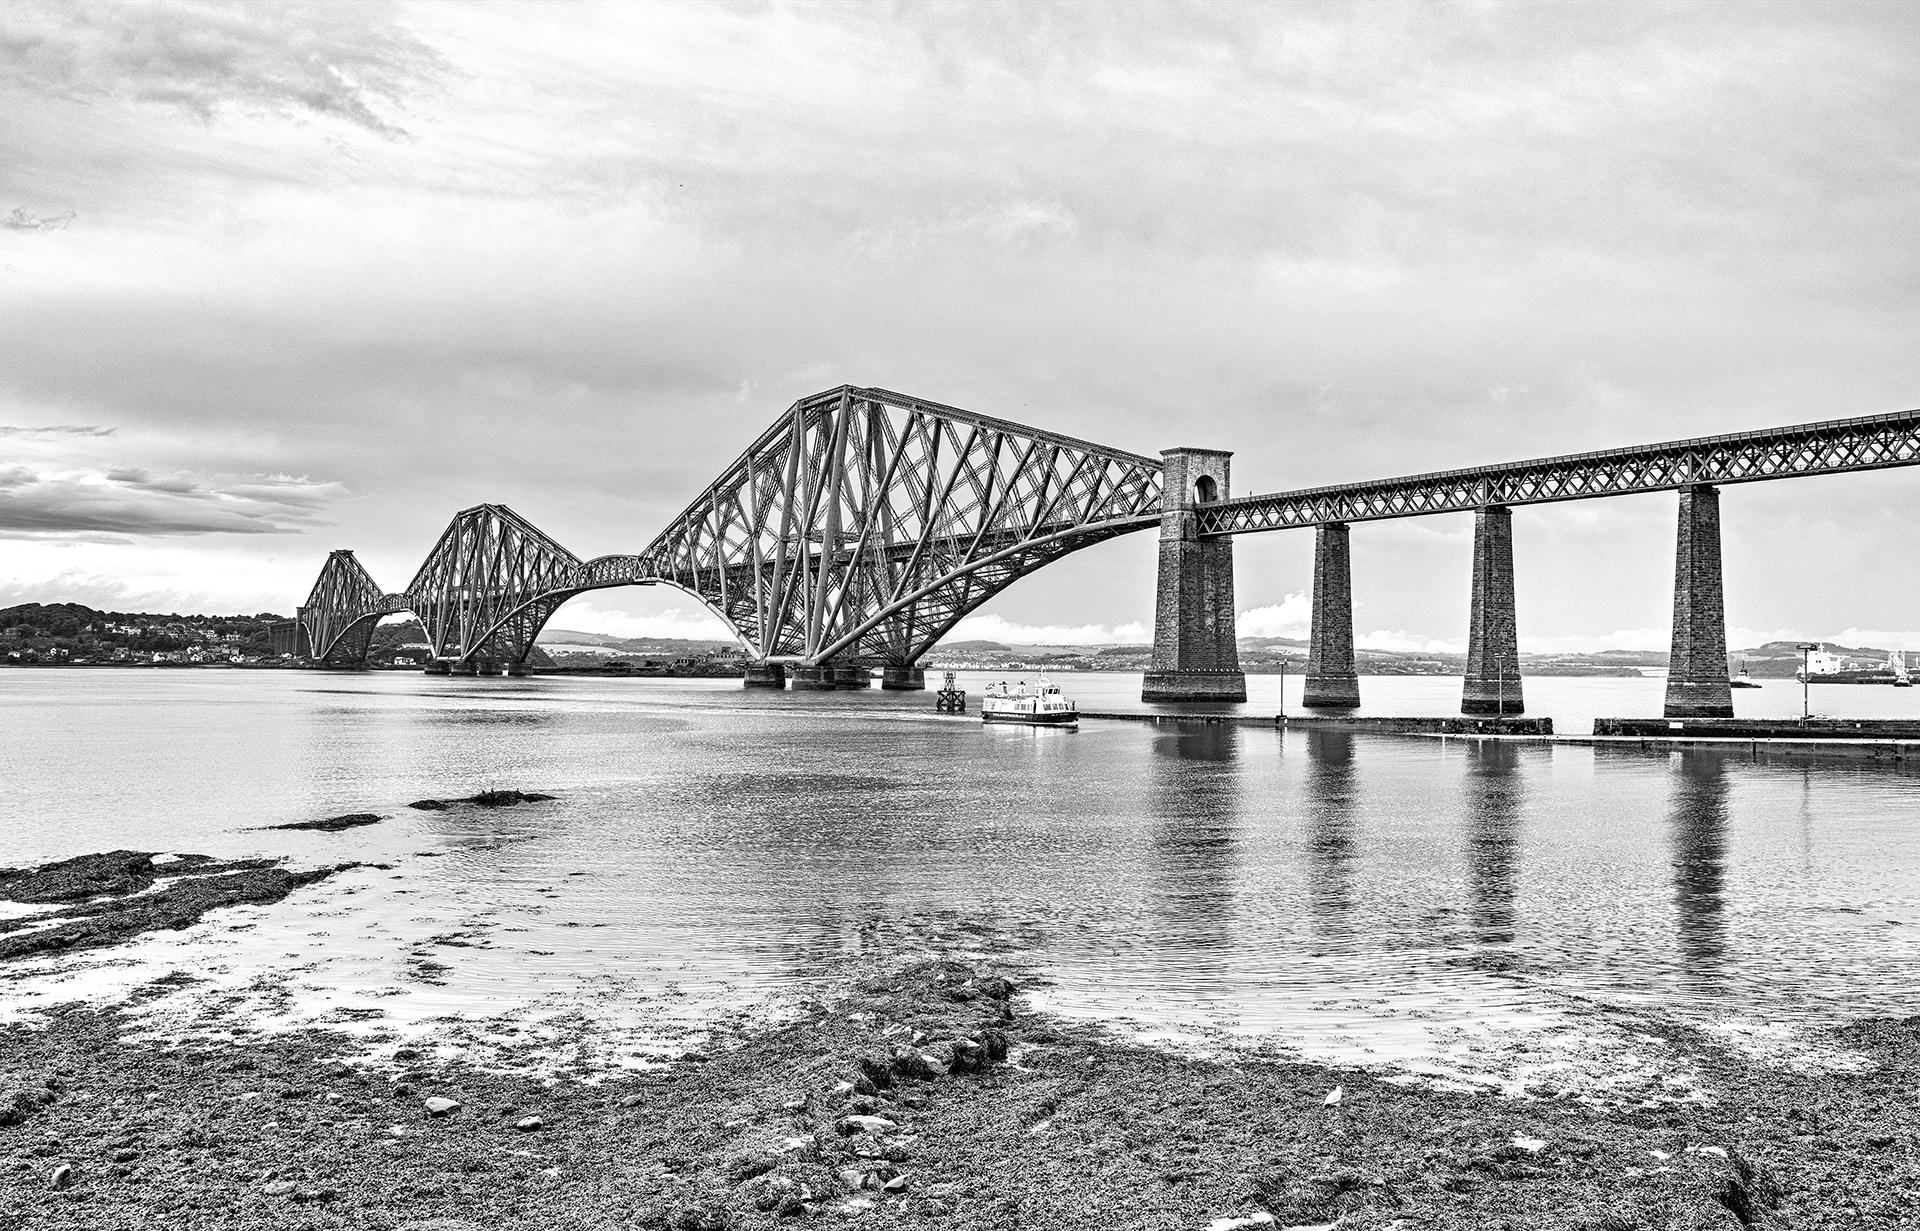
[2,946,1915,1229]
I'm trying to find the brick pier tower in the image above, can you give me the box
[1142,448,1247,702]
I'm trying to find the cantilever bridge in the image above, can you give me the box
[298,387,1920,718]
[301,388,1165,689]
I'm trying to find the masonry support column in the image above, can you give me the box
[742,662,787,688]
[1461,505,1524,716]
[880,666,925,691]
[1303,521,1360,709]
[790,663,837,690]
[1142,448,1247,702]
[1664,485,1735,718]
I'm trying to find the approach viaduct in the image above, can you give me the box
[297,386,1920,719]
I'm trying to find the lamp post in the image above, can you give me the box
[1278,658,1287,721]
[1797,642,1818,722]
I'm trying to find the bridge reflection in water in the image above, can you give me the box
[1300,730,1359,942]
[1147,725,1242,971]
[1462,742,1528,951]
[1668,752,1731,988]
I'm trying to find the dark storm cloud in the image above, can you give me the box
[0,467,343,537]
[0,0,437,137]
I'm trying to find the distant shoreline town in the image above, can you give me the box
[4,601,1908,682]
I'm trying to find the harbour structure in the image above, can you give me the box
[295,387,1920,719]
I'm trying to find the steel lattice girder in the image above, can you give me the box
[1199,409,1920,534]
[294,387,1165,668]
[624,386,1164,664]
[303,393,1920,672]
[404,504,587,662]
[299,550,409,663]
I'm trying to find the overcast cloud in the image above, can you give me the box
[1,0,1916,649]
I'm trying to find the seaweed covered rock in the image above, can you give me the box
[268,813,383,832]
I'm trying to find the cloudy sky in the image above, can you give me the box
[2,0,1916,652]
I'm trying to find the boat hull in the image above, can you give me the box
[981,709,1079,726]
[1799,673,1904,685]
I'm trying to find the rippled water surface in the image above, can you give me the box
[4,668,1919,1078]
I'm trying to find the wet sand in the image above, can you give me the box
[1,854,1916,1230]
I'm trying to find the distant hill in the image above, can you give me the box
[537,629,741,655]
[0,602,292,663]
[0,602,103,636]
[1733,639,1911,678]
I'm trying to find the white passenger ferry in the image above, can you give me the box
[980,679,1079,726]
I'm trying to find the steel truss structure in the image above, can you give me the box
[301,394,1920,669]
[1199,409,1920,534]
[298,387,1164,667]
[298,551,407,665]
[623,387,1162,663]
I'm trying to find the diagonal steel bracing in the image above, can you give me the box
[295,387,1165,667]
[298,393,1920,672]
[299,550,409,664]
[1199,409,1920,535]
[627,387,1164,665]
[404,504,586,663]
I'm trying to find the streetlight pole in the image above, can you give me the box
[1798,642,1817,722]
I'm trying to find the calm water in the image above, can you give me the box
[3,668,1918,1081]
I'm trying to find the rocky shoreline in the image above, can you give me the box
[0,956,1914,1228]
[0,847,1915,1229]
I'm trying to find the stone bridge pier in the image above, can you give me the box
[1461,505,1524,716]
[743,662,787,688]
[1142,448,1246,702]
[1665,486,1733,718]
[1303,522,1361,709]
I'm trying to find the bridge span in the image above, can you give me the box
[296,389,1920,720]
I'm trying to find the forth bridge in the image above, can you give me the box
[296,386,1920,720]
